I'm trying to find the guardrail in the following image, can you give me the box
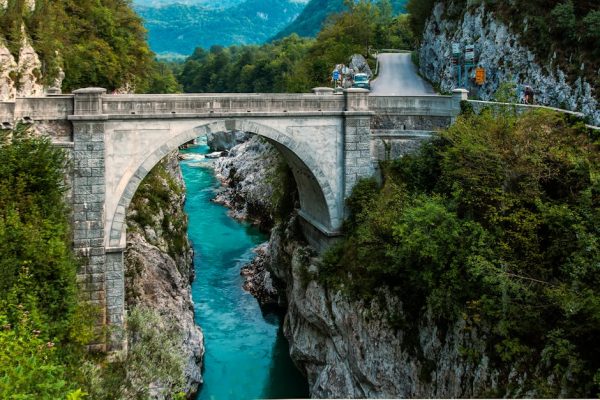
[1,96,74,123]
[467,100,600,130]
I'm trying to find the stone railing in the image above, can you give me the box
[369,93,460,118]
[1,96,74,124]
[100,93,346,116]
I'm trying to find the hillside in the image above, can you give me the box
[273,0,407,40]
[136,0,308,57]
[0,0,177,94]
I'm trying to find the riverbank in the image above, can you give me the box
[179,143,308,400]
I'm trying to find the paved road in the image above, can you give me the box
[369,53,436,95]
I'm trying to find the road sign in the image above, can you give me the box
[333,71,340,81]
[452,43,460,56]
[465,44,475,62]
[475,67,486,85]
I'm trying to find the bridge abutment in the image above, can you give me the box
[70,88,126,350]
[343,89,374,198]
[0,87,466,351]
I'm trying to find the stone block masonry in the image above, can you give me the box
[71,119,108,349]
[1,85,463,351]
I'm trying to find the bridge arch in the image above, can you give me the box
[107,119,337,249]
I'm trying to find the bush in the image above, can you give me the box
[550,1,577,39]
[323,109,600,395]
[0,126,90,399]
[80,308,187,400]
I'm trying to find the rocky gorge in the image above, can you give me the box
[210,131,577,398]
[125,151,204,396]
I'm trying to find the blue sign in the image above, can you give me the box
[333,71,340,80]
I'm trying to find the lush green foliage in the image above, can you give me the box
[179,35,313,93]
[0,126,91,399]
[323,110,600,395]
[178,0,415,93]
[0,126,77,338]
[0,0,178,93]
[273,0,407,40]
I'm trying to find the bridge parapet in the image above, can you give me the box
[1,96,74,123]
[100,93,346,116]
[369,94,458,117]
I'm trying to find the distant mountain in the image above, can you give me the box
[273,0,407,40]
[135,0,308,57]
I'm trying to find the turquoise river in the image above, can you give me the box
[180,143,309,400]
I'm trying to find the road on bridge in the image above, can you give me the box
[370,53,435,96]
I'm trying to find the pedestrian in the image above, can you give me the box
[524,86,534,105]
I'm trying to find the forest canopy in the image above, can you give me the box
[0,0,179,93]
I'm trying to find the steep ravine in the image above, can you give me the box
[418,2,599,125]
[214,134,567,398]
[125,151,204,396]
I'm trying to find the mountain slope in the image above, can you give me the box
[0,0,157,94]
[136,0,308,57]
[273,0,407,40]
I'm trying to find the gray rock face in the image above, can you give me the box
[240,243,279,308]
[349,54,373,79]
[125,151,204,396]
[206,130,250,152]
[213,135,282,229]
[266,217,508,398]
[419,2,599,125]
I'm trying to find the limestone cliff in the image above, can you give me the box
[0,33,47,101]
[212,135,284,230]
[212,132,568,398]
[419,2,600,125]
[125,151,204,396]
[210,133,284,307]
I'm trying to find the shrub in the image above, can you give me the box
[323,109,600,395]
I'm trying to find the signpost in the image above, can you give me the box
[464,44,475,88]
[332,70,340,88]
[452,43,461,87]
[465,44,475,62]
[452,43,461,57]
[475,67,486,85]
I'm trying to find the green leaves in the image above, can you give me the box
[178,1,415,93]
[0,0,162,92]
[323,109,600,395]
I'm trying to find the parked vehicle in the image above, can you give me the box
[352,73,371,90]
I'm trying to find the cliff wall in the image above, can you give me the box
[419,2,599,125]
[212,132,573,398]
[125,151,204,396]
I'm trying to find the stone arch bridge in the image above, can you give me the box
[0,87,464,349]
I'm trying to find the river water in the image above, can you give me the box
[180,143,309,400]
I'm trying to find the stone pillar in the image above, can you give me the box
[343,88,373,198]
[452,88,469,121]
[312,87,335,95]
[69,88,120,351]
